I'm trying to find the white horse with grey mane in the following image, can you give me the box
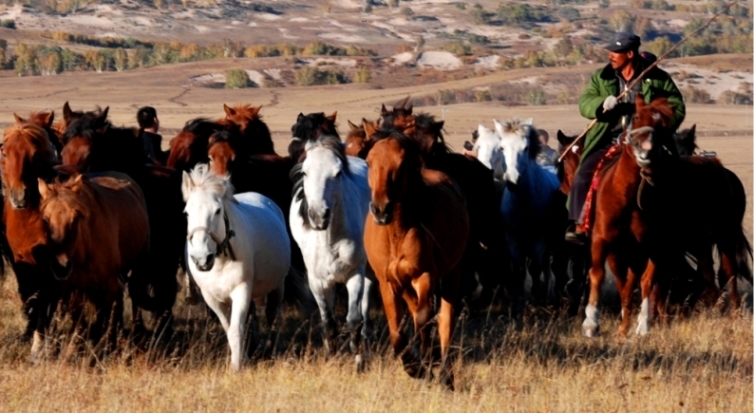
[473,123,505,182]
[289,135,372,369]
[182,164,290,371]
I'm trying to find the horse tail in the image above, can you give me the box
[731,230,753,283]
[283,266,316,316]
[723,167,752,283]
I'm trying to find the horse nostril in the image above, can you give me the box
[322,207,330,221]
[370,202,380,216]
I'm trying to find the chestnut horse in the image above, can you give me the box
[222,104,275,156]
[38,172,150,352]
[583,97,751,337]
[364,130,469,390]
[344,119,379,159]
[0,121,60,350]
[61,108,185,336]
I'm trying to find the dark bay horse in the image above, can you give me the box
[364,130,469,390]
[61,107,185,336]
[289,111,338,162]
[38,172,150,352]
[0,122,60,349]
[167,118,229,171]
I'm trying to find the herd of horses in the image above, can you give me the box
[0,95,749,390]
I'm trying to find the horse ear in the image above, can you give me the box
[380,104,389,117]
[556,130,569,145]
[13,113,25,125]
[252,105,262,117]
[688,124,696,137]
[297,112,304,122]
[43,111,55,129]
[493,119,504,134]
[327,111,337,123]
[181,170,194,202]
[347,120,359,131]
[38,178,51,200]
[224,104,236,117]
[62,102,72,124]
[98,106,109,123]
[434,120,444,133]
[363,118,378,137]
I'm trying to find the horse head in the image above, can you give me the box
[1,122,56,209]
[365,130,422,225]
[474,124,504,179]
[289,111,338,161]
[38,174,89,279]
[673,124,697,156]
[223,103,274,156]
[223,103,262,134]
[628,96,675,168]
[167,118,226,171]
[182,164,236,272]
[494,118,539,185]
[207,130,236,176]
[556,130,582,194]
[296,135,350,230]
[344,118,378,159]
[60,106,110,168]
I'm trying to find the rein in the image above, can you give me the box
[187,212,236,260]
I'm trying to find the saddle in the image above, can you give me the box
[579,143,622,234]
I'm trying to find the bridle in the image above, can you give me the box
[186,210,236,260]
[623,122,657,210]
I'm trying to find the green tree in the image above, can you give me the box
[113,48,128,71]
[553,36,573,57]
[61,49,81,72]
[609,10,635,32]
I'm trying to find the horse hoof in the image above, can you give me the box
[582,321,600,338]
[355,354,365,373]
[635,321,649,336]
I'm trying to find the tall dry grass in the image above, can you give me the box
[0,275,750,413]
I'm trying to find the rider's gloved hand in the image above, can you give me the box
[602,96,618,112]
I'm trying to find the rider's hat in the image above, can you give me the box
[605,32,641,53]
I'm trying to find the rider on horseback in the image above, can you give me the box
[565,32,685,245]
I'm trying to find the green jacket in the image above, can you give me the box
[578,59,686,164]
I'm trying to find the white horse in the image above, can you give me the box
[289,136,372,368]
[473,124,505,182]
[182,164,291,371]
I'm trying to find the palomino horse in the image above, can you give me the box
[364,130,469,389]
[289,111,338,162]
[289,135,372,369]
[0,121,60,346]
[38,173,150,353]
[182,164,291,370]
[583,97,751,337]
[495,119,563,306]
[61,107,185,336]
[222,104,276,156]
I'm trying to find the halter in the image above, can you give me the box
[623,123,658,211]
[186,211,236,261]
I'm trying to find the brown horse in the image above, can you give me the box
[222,103,276,156]
[166,118,230,171]
[13,111,64,157]
[38,172,149,352]
[344,119,379,158]
[364,130,469,390]
[61,107,185,336]
[0,121,60,346]
[555,130,583,196]
[583,97,751,337]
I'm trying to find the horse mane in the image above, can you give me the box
[498,119,541,159]
[3,123,56,165]
[40,176,92,219]
[291,112,340,141]
[62,110,111,144]
[187,164,237,204]
[183,118,226,137]
[645,97,675,128]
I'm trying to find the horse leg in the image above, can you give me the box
[263,287,283,358]
[203,295,231,332]
[377,279,407,358]
[345,272,366,372]
[719,247,740,312]
[439,266,461,391]
[360,276,373,363]
[609,253,636,337]
[307,276,337,355]
[403,272,433,380]
[583,236,609,337]
[636,259,656,336]
[227,283,252,371]
[696,249,720,306]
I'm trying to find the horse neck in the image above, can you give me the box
[3,203,46,264]
[613,143,642,190]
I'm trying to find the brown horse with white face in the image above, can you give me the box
[363,129,469,390]
[38,172,150,352]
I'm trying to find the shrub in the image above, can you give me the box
[682,87,712,104]
[225,69,251,89]
[1,19,15,29]
[609,10,635,32]
[442,42,472,56]
[400,7,413,16]
[718,90,753,105]
[454,2,466,10]
[437,89,455,105]
[526,88,547,105]
[473,89,492,102]
[353,66,371,83]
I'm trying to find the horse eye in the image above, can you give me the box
[214,208,221,216]
[335,170,342,177]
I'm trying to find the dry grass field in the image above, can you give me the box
[0,51,751,412]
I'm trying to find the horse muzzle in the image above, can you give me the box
[50,257,72,281]
[308,207,331,230]
[370,201,393,226]
[9,187,28,210]
[192,253,216,272]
